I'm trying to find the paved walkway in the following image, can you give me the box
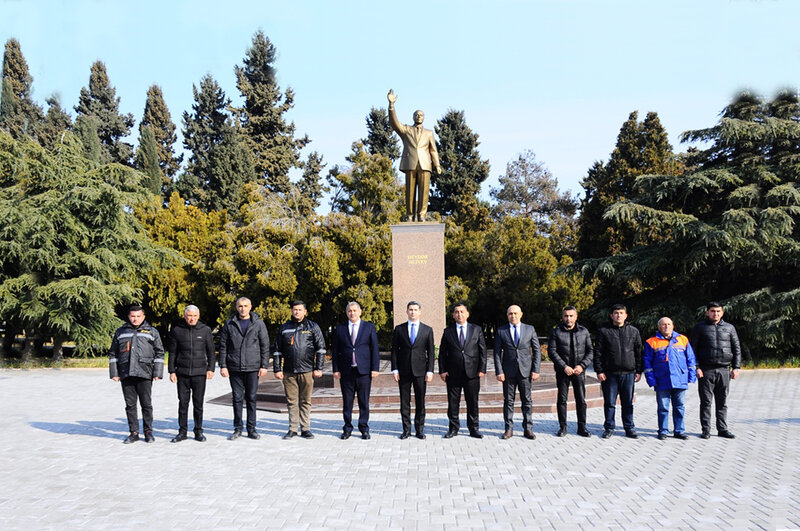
[0,368,798,530]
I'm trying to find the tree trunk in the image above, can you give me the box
[52,336,65,362]
[21,330,35,363]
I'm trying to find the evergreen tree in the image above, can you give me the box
[234,30,309,194]
[180,74,254,212]
[140,84,182,179]
[295,150,327,216]
[431,109,490,216]
[74,61,134,164]
[361,107,400,160]
[577,111,680,258]
[73,114,103,163]
[135,125,162,195]
[572,91,800,360]
[0,38,43,139]
[37,95,72,150]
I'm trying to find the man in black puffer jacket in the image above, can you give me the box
[273,300,326,440]
[109,305,165,444]
[690,301,742,440]
[593,304,643,439]
[167,305,216,443]
[219,297,271,440]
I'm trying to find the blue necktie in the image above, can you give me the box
[513,325,519,347]
[410,323,417,345]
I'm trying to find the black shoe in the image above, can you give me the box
[229,430,242,441]
[524,430,536,440]
[300,430,315,439]
[399,431,411,440]
[171,433,188,443]
[577,429,592,438]
[674,433,688,440]
[123,433,139,444]
[283,430,298,440]
[247,431,261,440]
[718,431,736,439]
[700,431,711,439]
[341,432,351,440]
[601,429,613,439]
[194,432,206,442]
[469,431,483,439]
[556,427,567,437]
[144,432,155,443]
[415,432,426,440]
[443,430,458,439]
[361,432,371,440]
[625,430,638,439]
[657,434,667,440]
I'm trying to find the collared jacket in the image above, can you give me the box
[218,312,270,372]
[644,331,697,390]
[690,319,742,370]
[167,320,215,377]
[547,323,593,373]
[593,322,643,374]
[273,318,326,374]
[109,320,165,380]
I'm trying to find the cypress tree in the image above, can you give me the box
[74,61,134,165]
[361,107,400,161]
[0,38,43,139]
[140,84,182,179]
[37,95,73,150]
[136,125,163,195]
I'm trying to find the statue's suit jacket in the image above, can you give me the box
[494,323,542,379]
[388,106,441,172]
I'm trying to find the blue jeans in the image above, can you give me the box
[656,388,686,435]
[602,373,635,431]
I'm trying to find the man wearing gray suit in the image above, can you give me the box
[387,89,442,222]
[494,305,542,440]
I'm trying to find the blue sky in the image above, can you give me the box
[3,0,799,206]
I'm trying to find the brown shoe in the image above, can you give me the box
[524,430,536,440]
[501,430,513,439]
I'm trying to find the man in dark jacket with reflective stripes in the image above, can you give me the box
[274,300,326,439]
[547,305,593,438]
[690,301,742,440]
[167,305,215,443]
[219,297,270,440]
[594,304,643,439]
[109,305,165,444]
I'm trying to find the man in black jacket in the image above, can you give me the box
[167,305,215,443]
[690,301,742,439]
[109,305,165,444]
[594,304,643,439]
[274,301,326,440]
[547,306,593,438]
[219,297,270,440]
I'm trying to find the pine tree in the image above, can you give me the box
[431,109,490,216]
[234,31,309,194]
[140,85,182,179]
[361,107,400,160]
[74,61,134,164]
[73,114,103,163]
[37,95,72,150]
[136,125,162,195]
[0,38,43,139]
[295,150,327,216]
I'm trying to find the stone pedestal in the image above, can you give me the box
[390,222,446,346]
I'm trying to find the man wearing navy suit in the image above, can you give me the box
[494,304,542,440]
[332,302,380,440]
[391,301,435,439]
[439,302,487,439]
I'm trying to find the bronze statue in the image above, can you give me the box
[387,89,442,222]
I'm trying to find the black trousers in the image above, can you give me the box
[446,375,480,432]
[698,367,731,433]
[398,374,427,434]
[340,371,372,434]
[177,374,207,434]
[229,370,259,432]
[121,376,153,434]
[555,371,587,428]
[502,374,533,432]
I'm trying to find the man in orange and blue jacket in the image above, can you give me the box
[643,317,697,440]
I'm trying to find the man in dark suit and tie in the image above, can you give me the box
[494,304,542,440]
[439,302,487,439]
[391,300,435,439]
[332,301,380,440]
